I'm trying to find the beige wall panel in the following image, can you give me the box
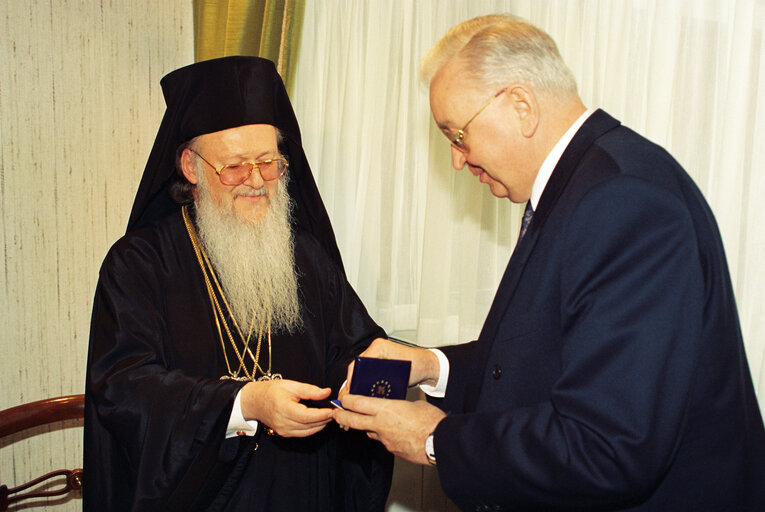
[0,1,193,509]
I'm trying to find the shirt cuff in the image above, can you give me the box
[226,388,259,438]
[418,348,449,398]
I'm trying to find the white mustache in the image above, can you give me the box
[235,187,268,198]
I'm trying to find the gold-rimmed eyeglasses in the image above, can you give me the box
[188,148,288,186]
[441,88,506,151]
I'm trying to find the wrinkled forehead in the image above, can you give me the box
[194,124,279,153]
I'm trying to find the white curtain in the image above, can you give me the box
[291,0,765,403]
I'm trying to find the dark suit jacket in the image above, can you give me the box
[433,110,765,511]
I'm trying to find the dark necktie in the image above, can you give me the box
[519,201,534,241]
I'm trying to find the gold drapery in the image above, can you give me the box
[193,0,304,92]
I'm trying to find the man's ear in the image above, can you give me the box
[180,148,199,185]
[508,85,539,138]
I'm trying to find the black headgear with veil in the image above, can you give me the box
[126,56,343,268]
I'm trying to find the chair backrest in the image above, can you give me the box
[0,394,84,510]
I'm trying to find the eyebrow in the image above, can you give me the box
[252,150,278,161]
[227,149,278,162]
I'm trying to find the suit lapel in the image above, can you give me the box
[462,110,621,412]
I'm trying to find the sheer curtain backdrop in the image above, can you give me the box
[291,0,765,406]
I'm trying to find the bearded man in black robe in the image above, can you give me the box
[83,56,392,511]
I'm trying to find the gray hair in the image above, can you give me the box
[420,14,578,100]
[169,138,198,205]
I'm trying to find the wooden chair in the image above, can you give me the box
[0,394,84,510]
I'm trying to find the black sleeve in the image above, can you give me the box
[84,234,245,512]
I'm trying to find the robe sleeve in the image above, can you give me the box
[323,271,386,391]
[84,232,247,511]
[295,232,393,511]
[294,231,386,393]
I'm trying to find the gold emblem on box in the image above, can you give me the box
[370,379,392,398]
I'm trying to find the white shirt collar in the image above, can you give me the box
[528,108,596,210]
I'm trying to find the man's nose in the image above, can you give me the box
[242,166,266,188]
[451,145,467,170]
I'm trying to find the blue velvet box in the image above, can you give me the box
[349,356,411,400]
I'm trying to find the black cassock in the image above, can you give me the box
[84,210,391,511]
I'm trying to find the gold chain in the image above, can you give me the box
[182,205,274,381]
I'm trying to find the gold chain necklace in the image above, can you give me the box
[182,205,281,382]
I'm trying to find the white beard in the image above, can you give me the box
[193,170,302,334]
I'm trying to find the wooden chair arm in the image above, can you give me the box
[0,394,85,510]
[0,395,84,438]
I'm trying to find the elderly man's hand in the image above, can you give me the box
[333,395,446,465]
[338,338,440,401]
[240,379,333,438]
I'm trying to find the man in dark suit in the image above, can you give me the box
[334,14,765,511]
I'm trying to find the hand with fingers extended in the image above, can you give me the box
[338,338,441,402]
[240,379,334,438]
[333,394,446,466]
